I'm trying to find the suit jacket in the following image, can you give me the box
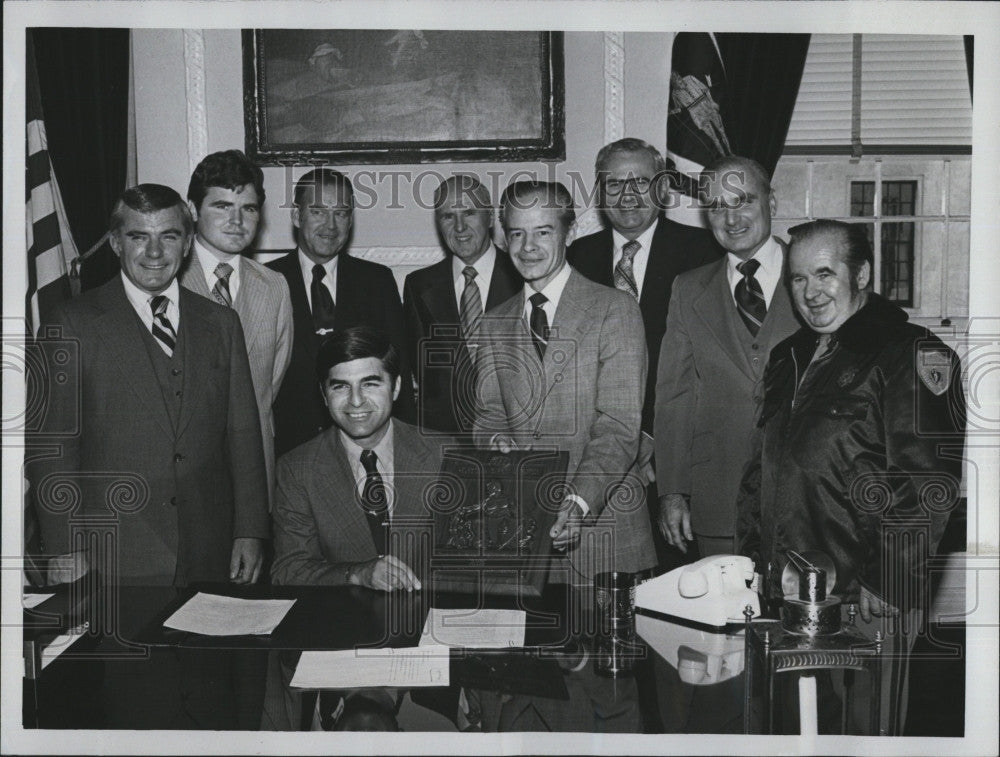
[473,268,656,576]
[654,239,801,537]
[266,251,415,457]
[30,277,269,585]
[271,420,449,586]
[567,216,723,433]
[402,249,522,434]
[179,250,293,503]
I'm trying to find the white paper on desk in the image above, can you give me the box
[290,646,450,689]
[419,607,526,649]
[162,592,296,636]
[40,626,87,670]
[22,592,55,609]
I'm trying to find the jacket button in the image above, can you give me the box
[174,453,184,462]
[171,368,181,376]
[751,343,759,351]
[170,496,177,506]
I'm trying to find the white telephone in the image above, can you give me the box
[635,555,761,628]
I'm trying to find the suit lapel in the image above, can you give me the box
[179,252,213,300]
[421,260,461,325]
[543,270,585,392]
[283,253,318,359]
[391,421,436,519]
[692,258,757,380]
[175,291,218,439]
[93,280,175,438]
[639,218,672,320]
[485,251,522,311]
[321,431,375,548]
[234,258,266,352]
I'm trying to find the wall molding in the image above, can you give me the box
[183,29,209,178]
[603,31,625,144]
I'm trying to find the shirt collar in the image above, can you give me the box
[726,235,782,277]
[522,261,572,313]
[611,220,658,257]
[120,271,181,314]
[339,420,395,473]
[194,238,240,273]
[451,244,497,286]
[298,248,339,284]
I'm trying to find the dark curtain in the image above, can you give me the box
[30,28,130,291]
[714,33,811,178]
[963,35,973,102]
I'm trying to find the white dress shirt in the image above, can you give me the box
[452,244,497,310]
[121,272,181,345]
[340,423,396,516]
[193,239,242,303]
[726,236,783,308]
[611,221,657,296]
[298,249,338,313]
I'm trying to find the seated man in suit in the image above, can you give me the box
[567,137,722,567]
[180,149,293,504]
[474,180,657,583]
[267,169,415,457]
[28,183,269,728]
[403,175,521,435]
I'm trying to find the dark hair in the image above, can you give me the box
[595,137,666,177]
[500,180,575,232]
[110,184,193,235]
[315,326,400,384]
[294,168,355,209]
[788,219,874,289]
[433,174,492,211]
[187,149,265,210]
[700,154,772,196]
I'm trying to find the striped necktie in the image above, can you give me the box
[614,240,640,299]
[460,265,483,336]
[212,261,233,307]
[735,258,767,336]
[528,292,549,360]
[149,295,177,356]
[360,449,389,556]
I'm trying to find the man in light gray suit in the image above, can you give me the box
[181,150,293,503]
[654,155,801,557]
[474,181,656,581]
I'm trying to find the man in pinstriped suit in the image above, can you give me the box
[180,150,293,505]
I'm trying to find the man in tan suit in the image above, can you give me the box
[474,181,656,581]
[181,150,293,503]
[655,155,800,557]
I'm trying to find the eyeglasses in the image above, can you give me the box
[603,177,653,196]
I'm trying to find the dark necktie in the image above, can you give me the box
[212,261,233,308]
[360,449,388,557]
[149,295,177,356]
[735,258,767,336]
[614,240,640,299]
[311,264,337,335]
[528,292,549,360]
[460,265,483,336]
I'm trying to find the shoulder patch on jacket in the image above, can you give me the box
[917,346,952,396]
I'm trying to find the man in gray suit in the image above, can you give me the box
[474,181,656,581]
[654,155,800,557]
[181,150,293,504]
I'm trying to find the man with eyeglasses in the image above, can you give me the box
[568,137,722,568]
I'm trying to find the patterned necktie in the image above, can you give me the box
[735,258,767,336]
[528,292,549,360]
[360,449,388,556]
[614,240,641,299]
[212,262,233,308]
[311,264,337,335]
[149,295,177,356]
[460,265,483,336]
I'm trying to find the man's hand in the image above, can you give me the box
[637,432,655,486]
[859,585,898,623]
[490,434,529,454]
[658,494,693,553]
[230,537,264,584]
[550,501,585,552]
[351,555,422,592]
[46,550,89,586]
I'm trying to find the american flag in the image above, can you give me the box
[25,32,77,336]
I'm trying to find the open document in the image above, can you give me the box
[419,607,526,649]
[163,592,296,636]
[291,646,451,689]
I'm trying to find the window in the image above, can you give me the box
[850,180,917,307]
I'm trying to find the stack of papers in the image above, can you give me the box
[419,607,526,649]
[290,646,451,689]
[163,592,296,636]
[22,593,55,609]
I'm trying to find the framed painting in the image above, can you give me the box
[243,29,565,164]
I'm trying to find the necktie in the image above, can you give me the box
[528,292,549,360]
[212,262,233,308]
[311,264,337,335]
[149,295,177,356]
[459,265,483,336]
[614,240,641,299]
[360,449,388,556]
[735,258,767,336]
